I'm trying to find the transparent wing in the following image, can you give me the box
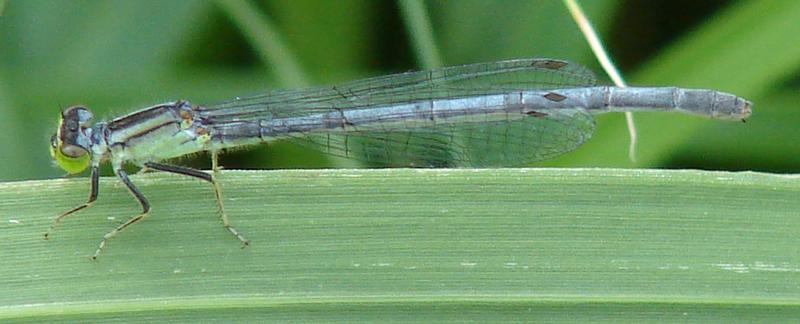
[200,58,598,167]
[282,108,595,167]
[204,58,596,122]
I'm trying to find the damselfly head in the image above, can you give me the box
[50,106,94,174]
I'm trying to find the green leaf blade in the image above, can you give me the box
[2,169,799,320]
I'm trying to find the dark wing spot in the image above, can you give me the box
[544,92,567,102]
[532,59,568,70]
[526,111,548,118]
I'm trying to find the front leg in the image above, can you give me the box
[45,166,100,239]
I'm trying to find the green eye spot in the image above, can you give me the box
[50,143,90,174]
[50,125,90,174]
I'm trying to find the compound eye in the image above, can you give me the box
[65,119,79,132]
[60,144,88,158]
[63,106,94,127]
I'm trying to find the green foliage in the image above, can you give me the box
[0,0,796,181]
[1,0,799,321]
[2,169,800,321]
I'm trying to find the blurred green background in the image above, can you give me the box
[0,0,798,182]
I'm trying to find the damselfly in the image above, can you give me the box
[46,58,752,258]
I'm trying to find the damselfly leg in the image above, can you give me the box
[44,166,100,240]
[144,155,250,247]
[92,168,150,259]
